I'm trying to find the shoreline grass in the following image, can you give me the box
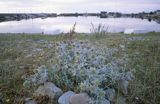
[0,32,160,104]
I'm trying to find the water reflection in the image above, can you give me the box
[0,17,160,34]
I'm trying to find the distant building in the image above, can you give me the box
[124,29,148,34]
[100,11,108,18]
[156,10,160,15]
[124,29,134,34]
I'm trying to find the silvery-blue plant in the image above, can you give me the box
[23,65,48,87]
[23,40,133,103]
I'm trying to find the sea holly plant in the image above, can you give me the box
[23,65,49,87]
[23,40,133,103]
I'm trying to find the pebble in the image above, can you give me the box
[69,93,90,104]
[34,82,63,99]
[58,91,75,104]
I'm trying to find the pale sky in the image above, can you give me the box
[0,0,160,13]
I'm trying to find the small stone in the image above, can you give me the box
[33,48,43,52]
[25,54,33,58]
[58,91,75,104]
[119,45,125,49]
[25,98,32,101]
[118,79,129,95]
[25,98,37,104]
[105,88,116,101]
[34,82,63,99]
[25,100,37,104]
[19,65,25,69]
[21,74,28,80]
[69,93,90,104]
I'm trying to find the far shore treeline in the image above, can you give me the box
[0,10,160,23]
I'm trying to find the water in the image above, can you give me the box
[0,17,160,34]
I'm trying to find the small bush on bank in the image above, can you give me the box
[90,23,109,38]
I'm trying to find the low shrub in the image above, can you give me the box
[23,40,133,103]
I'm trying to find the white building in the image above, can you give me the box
[124,29,148,34]
[124,29,134,34]
[156,10,160,15]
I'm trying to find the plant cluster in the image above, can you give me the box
[24,40,132,103]
[90,23,109,38]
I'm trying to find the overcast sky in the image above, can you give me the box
[0,0,160,13]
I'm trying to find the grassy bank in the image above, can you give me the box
[126,33,160,104]
[0,32,160,104]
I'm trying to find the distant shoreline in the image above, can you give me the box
[0,31,159,36]
[0,10,160,23]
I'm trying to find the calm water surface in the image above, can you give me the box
[0,17,160,34]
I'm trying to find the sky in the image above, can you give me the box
[0,0,160,13]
